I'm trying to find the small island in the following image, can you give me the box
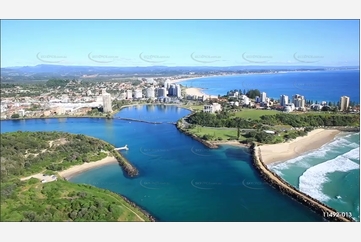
[0,131,154,222]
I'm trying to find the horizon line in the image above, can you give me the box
[2,64,360,69]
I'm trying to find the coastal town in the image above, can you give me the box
[1,74,359,120]
[1,18,360,226]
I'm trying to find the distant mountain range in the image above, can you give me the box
[1,64,358,83]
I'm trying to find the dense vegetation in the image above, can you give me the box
[242,128,313,144]
[226,89,261,99]
[0,131,149,222]
[46,79,70,87]
[1,179,150,222]
[0,131,115,182]
[187,111,360,128]
[112,99,132,110]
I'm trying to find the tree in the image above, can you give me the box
[321,106,331,112]
[11,114,20,119]
[245,89,261,99]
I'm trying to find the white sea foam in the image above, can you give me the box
[299,148,360,202]
[342,147,360,160]
[269,135,359,172]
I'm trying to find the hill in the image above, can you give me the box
[0,131,153,222]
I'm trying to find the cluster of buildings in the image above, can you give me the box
[225,90,356,113]
[279,94,352,112]
[0,77,186,119]
[279,94,306,112]
[0,98,94,119]
[1,75,357,120]
[115,79,182,103]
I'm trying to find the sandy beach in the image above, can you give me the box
[168,77,204,84]
[259,129,340,165]
[185,87,218,99]
[58,156,118,180]
[168,74,234,84]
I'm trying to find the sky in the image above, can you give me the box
[1,20,359,67]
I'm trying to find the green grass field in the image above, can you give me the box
[187,126,246,141]
[233,109,280,119]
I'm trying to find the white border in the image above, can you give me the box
[0,0,361,18]
[0,0,360,241]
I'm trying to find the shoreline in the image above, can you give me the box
[184,87,218,99]
[168,75,227,84]
[251,143,355,222]
[259,129,341,165]
[58,156,118,180]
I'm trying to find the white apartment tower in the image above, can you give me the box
[339,96,350,111]
[164,79,171,90]
[102,93,112,113]
[261,92,267,103]
[280,95,289,106]
[292,94,305,108]
[134,89,143,99]
[146,87,155,98]
[175,84,182,98]
[126,90,133,99]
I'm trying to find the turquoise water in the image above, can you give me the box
[269,132,360,221]
[1,105,326,221]
[180,70,360,102]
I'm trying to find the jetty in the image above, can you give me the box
[114,145,129,151]
[115,117,162,124]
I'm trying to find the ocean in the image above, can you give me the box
[269,132,360,221]
[180,70,360,103]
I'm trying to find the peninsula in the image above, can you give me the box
[0,131,153,222]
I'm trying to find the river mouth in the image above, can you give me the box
[1,105,325,221]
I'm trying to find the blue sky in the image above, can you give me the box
[1,20,359,67]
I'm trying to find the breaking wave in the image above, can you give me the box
[298,148,360,202]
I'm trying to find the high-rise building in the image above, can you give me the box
[293,94,305,108]
[126,90,133,99]
[157,87,167,97]
[119,92,126,100]
[164,79,171,90]
[102,93,112,113]
[175,84,182,98]
[280,95,289,106]
[146,87,155,98]
[340,96,350,111]
[134,89,142,99]
[169,84,176,96]
[261,92,267,103]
